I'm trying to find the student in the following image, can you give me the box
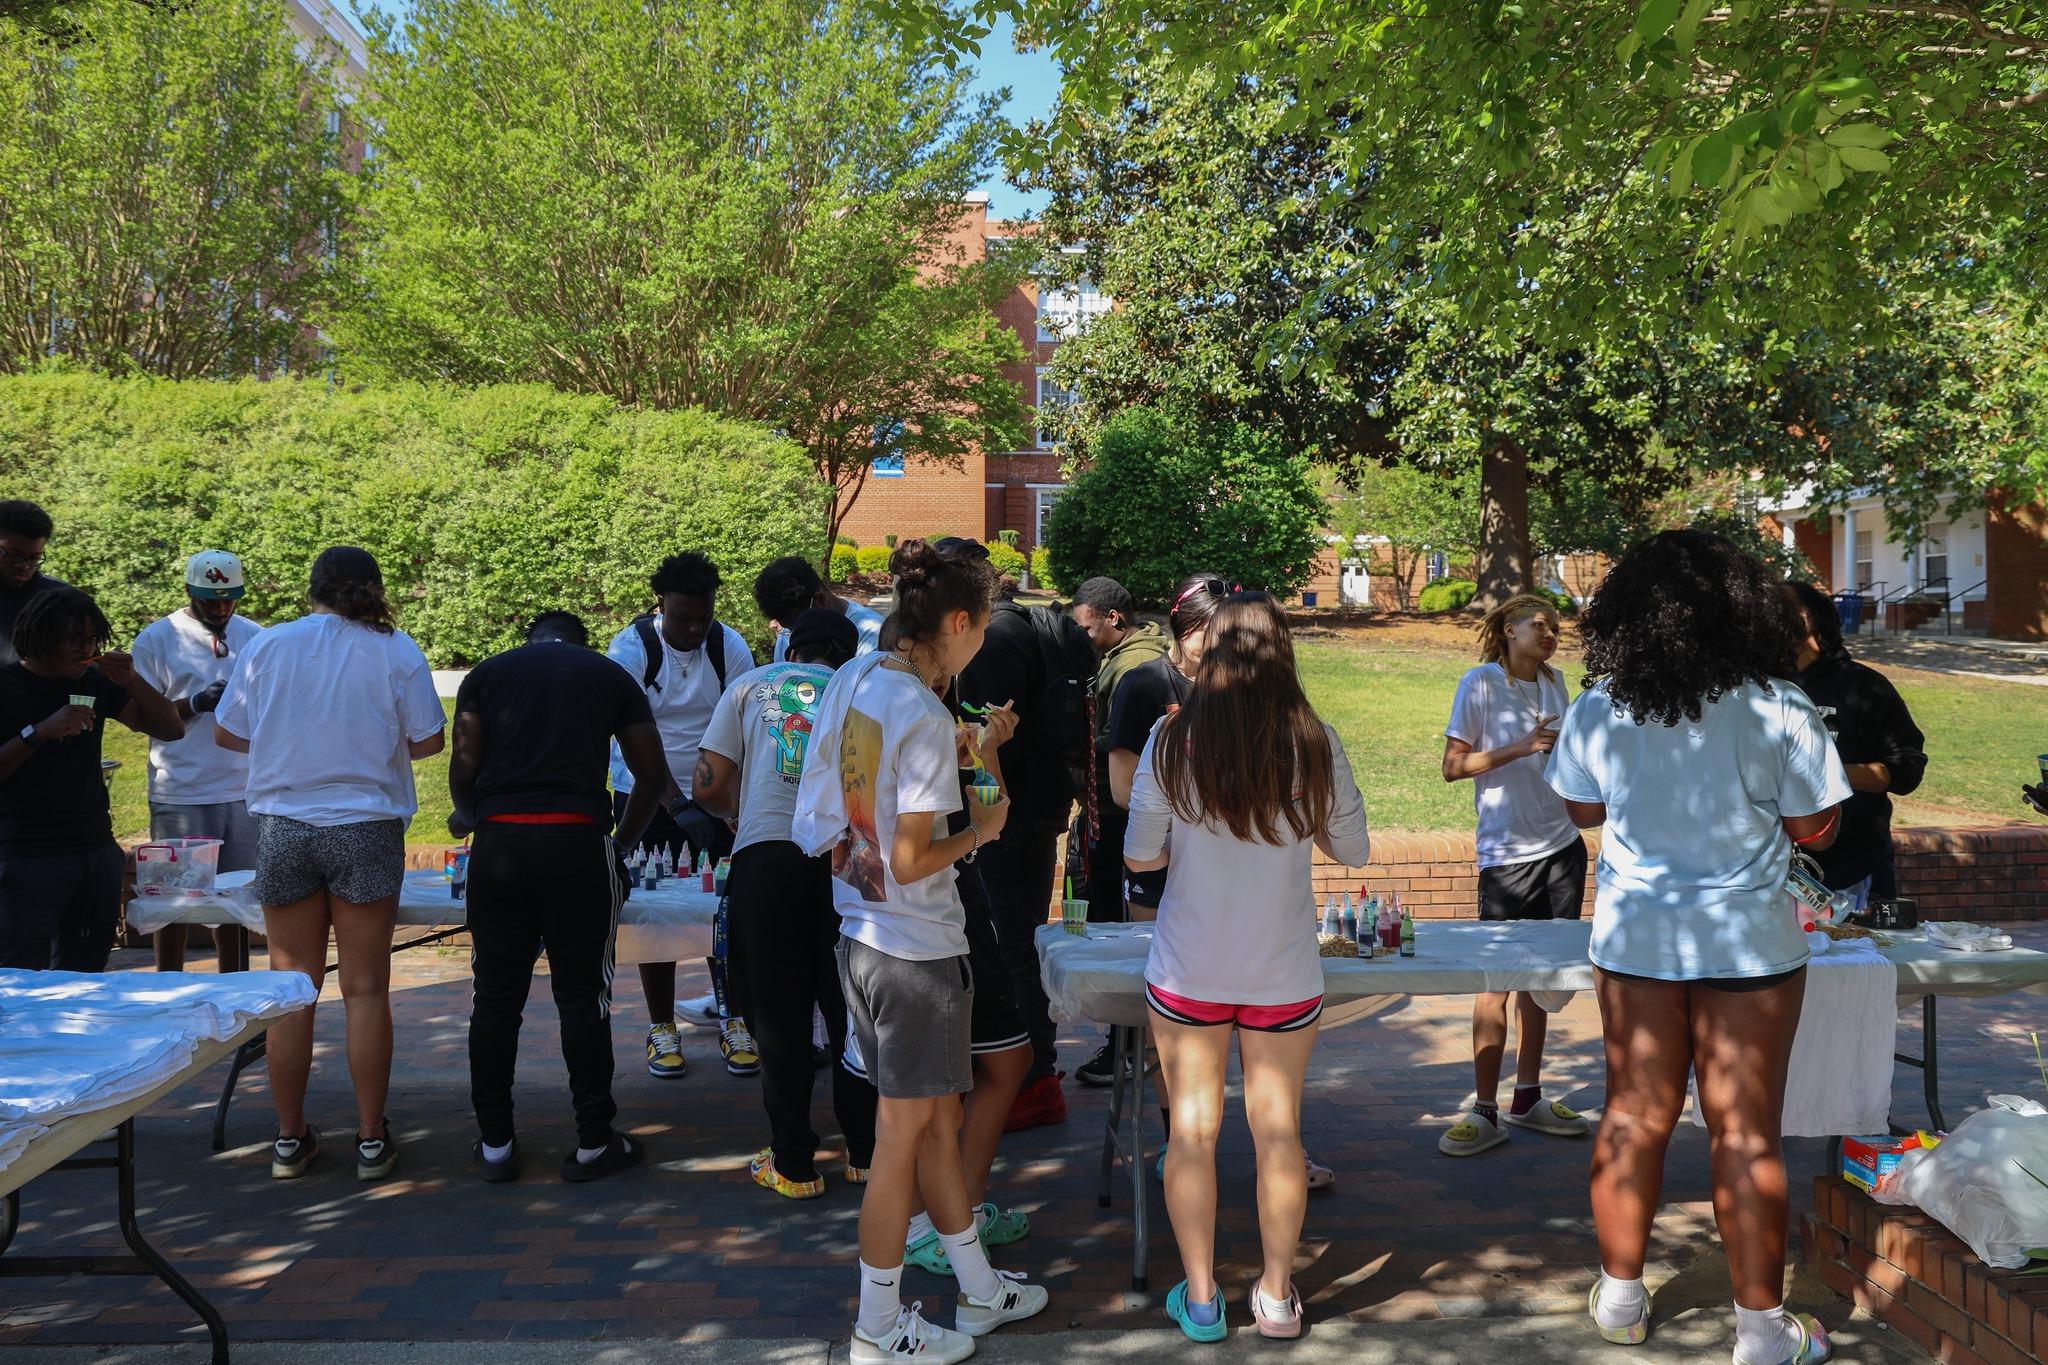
[1437,593,1591,1157]
[1069,574,1168,929]
[214,547,447,1183]
[0,587,183,970]
[1125,593,1369,1343]
[753,555,884,663]
[603,551,758,1081]
[695,608,869,1198]
[1548,531,1848,1364]
[450,611,671,1184]
[0,499,66,671]
[132,551,264,973]
[1782,580,1927,907]
[794,539,1047,1365]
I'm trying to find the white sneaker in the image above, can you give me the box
[850,1303,975,1363]
[676,991,720,1028]
[955,1270,1049,1337]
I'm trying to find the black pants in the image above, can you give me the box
[978,817,1064,1080]
[727,840,872,1178]
[0,843,123,971]
[466,822,621,1150]
[1088,805,1129,924]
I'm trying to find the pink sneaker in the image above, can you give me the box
[1249,1278,1302,1339]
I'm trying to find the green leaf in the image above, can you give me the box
[1617,30,1642,65]
[1673,0,1710,52]
[1818,75,1879,100]
[1668,137,1698,196]
[1825,122,1895,150]
[1726,110,1766,145]
[1692,132,1733,189]
[1837,145,1891,173]
[1634,0,1682,42]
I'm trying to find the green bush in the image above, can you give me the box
[835,533,860,548]
[1537,585,1577,617]
[983,540,1025,580]
[997,528,1019,548]
[0,369,827,664]
[1029,546,1057,594]
[855,544,893,574]
[1417,578,1478,613]
[829,544,860,581]
[1043,406,1324,604]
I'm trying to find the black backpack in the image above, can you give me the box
[630,614,727,694]
[1019,604,1098,802]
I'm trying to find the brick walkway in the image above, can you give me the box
[5,931,2045,1348]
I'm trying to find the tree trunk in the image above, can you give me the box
[1475,438,1534,610]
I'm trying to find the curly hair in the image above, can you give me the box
[11,586,111,666]
[752,555,822,625]
[887,538,997,643]
[1476,593,1561,677]
[1578,529,1797,726]
[308,546,395,635]
[650,551,720,601]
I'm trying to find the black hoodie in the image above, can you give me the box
[1794,651,1928,894]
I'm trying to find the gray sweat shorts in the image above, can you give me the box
[835,936,973,1099]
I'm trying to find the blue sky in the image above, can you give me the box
[352,5,1061,216]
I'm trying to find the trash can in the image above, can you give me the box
[1833,591,1866,633]
[1301,591,1319,608]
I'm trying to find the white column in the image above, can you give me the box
[1839,505,1858,591]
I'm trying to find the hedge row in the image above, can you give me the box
[0,370,827,665]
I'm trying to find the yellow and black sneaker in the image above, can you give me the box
[646,1022,687,1079]
[719,1020,761,1077]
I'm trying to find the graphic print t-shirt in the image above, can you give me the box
[829,662,966,961]
[700,661,835,854]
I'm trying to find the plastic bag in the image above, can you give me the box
[1877,1095,2048,1269]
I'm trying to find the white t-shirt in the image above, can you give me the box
[828,662,966,961]
[1128,719,1371,1006]
[1445,662,1579,868]
[700,661,835,855]
[214,614,446,826]
[1546,678,1853,981]
[771,598,884,663]
[605,619,756,797]
[129,610,263,806]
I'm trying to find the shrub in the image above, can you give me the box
[829,544,860,582]
[1417,578,1478,613]
[884,533,898,548]
[983,539,1025,580]
[997,528,1019,548]
[1043,406,1324,604]
[835,533,859,547]
[855,544,893,574]
[1537,585,1577,617]
[0,369,826,664]
[1029,546,1057,594]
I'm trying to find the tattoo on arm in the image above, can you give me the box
[693,757,715,794]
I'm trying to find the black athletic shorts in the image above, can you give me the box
[958,860,1029,1055]
[1478,838,1588,921]
[1598,964,1808,994]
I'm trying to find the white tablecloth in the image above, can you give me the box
[128,868,718,966]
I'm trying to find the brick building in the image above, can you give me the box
[835,194,1093,556]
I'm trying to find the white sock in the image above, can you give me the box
[941,1224,1002,1302]
[1734,1302,1795,1362]
[906,1211,935,1245]
[481,1138,513,1163]
[1593,1271,1646,1330]
[1254,1282,1297,1319]
[575,1143,608,1165]
[856,1260,903,1341]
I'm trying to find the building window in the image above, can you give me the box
[871,419,905,477]
[1034,487,1065,545]
[1922,522,1949,591]
[1854,528,1874,589]
[1036,278,1108,341]
[1034,368,1077,448]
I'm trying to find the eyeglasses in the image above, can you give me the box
[0,545,45,568]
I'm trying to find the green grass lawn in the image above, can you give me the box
[100,647,2045,841]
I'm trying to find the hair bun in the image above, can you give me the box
[888,538,942,584]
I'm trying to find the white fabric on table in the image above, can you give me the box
[0,967,316,1037]
[0,1119,46,1170]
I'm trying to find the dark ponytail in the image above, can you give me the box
[887,538,996,645]
[308,546,396,635]
[1168,571,1229,642]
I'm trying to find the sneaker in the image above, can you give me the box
[955,1270,1049,1336]
[355,1122,397,1182]
[473,1137,520,1184]
[1505,1096,1591,1137]
[1075,1041,1118,1087]
[1248,1277,1303,1340]
[1002,1073,1067,1133]
[849,1303,974,1364]
[270,1126,318,1180]
[975,1202,1028,1247]
[1306,1154,1335,1189]
[1439,1108,1509,1157]
[750,1147,823,1200]
[1588,1279,1653,1345]
[720,1020,761,1077]
[1165,1278,1228,1344]
[1733,1314,1831,1365]
[561,1131,646,1183]
[845,1164,870,1185]
[676,991,720,1028]
[646,1023,687,1078]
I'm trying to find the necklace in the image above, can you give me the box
[1504,663,1544,717]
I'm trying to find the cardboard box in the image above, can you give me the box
[1841,1133,1937,1194]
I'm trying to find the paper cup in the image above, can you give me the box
[2038,753,2048,785]
[1062,898,1088,935]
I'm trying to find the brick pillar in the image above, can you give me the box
[1793,515,1834,590]
[1985,491,2048,642]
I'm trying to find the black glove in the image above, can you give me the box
[191,679,227,714]
[669,797,732,862]
[2025,782,2047,817]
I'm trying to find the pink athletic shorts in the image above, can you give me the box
[1145,984,1324,1033]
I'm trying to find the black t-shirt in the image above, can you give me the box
[455,641,654,825]
[0,573,68,670]
[1106,656,1193,762]
[0,663,129,851]
[1795,652,1928,890]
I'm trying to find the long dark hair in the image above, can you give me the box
[886,538,996,644]
[308,546,395,635]
[1782,579,1849,665]
[1579,530,1797,726]
[1168,571,1229,642]
[1153,593,1335,845]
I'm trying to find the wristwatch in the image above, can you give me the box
[18,723,43,750]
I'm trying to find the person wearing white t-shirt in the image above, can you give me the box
[213,547,447,1186]
[131,550,265,974]
[752,555,883,664]
[1438,593,1592,1158]
[796,540,1046,1365]
[1125,593,1368,1344]
[1545,531,1849,1365]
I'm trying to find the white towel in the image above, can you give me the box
[1688,941,1898,1137]
[791,652,890,858]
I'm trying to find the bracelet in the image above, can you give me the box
[1791,807,1840,847]
[962,824,981,864]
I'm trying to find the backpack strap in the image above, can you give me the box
[632,614,662,692]
[707,623,727,691]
